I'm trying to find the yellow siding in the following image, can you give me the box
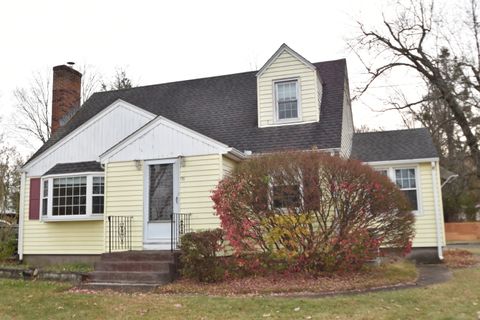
[412,163,435,247]
[222,156,237,178]
[104,161,144,250]
[257,50,320,127]
[22,178,104,255]
[180,154,222,231]
[372,162,445,248]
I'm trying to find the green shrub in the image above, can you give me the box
[179,229,225,283]
[0,225,17,261]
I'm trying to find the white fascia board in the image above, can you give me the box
[99,114,240,162]
[22,99,156,172]
[256,43,316,77]
[225,148,247,161]
[42,171,105,179]
[366,157,440,166]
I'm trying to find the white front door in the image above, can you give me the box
[143,159,179,250]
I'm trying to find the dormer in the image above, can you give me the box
[256,44,322,128]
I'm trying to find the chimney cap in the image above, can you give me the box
[53,64,82,77]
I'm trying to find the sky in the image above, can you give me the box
[0,0,420,156]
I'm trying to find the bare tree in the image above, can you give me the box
[12,72,51,145]
[351,0,480,177]
[79,64,102,104]
[101,68,135,91]
[11,64,127,148]
[0,144,22,216]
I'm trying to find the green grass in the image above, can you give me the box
[0,262,93,273]
[0,266,479,319]
[41,262,93,273]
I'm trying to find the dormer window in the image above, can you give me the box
[275,80,300,121]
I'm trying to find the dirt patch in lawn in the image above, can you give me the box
[443,249,480,269]
[156,261,417,296]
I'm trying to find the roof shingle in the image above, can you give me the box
[25,59,347,166]
[44,161,104,175]
[351,128,438,162]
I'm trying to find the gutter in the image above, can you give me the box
[18,172,26,261]
[226,148,248,161]
[431,161,444,260]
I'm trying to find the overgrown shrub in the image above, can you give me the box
[212,151,415,273]
[179,228,225,282]
[0,223,17,261]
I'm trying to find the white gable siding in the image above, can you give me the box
[25,101,155,177]
[102,118,229,162]
[340,77,354,158]
[257,49,320,127]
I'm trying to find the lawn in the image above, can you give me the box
[0,266,478,319]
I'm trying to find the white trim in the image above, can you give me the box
[42,171,104,179]
[256,43,316,77]
[367,158,439,166]
[226,148,247,161]
[100,114,238,162]
[22,99,156,171]
[18,172,26,261]
[143,158,180,248]
[431,161,444,260]
[258,120,319,128]
[41,215,104,222]
[273,78,302,124]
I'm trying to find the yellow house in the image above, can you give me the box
[18,44,445,269]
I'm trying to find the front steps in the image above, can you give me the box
[81,251,179,292]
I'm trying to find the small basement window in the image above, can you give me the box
[40,174,104,221]
[275,80,300,121]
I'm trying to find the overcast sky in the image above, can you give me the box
[0,0,420,155]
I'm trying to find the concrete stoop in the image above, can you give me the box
[80,250,179,292]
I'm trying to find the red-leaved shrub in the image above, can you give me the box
[211,151,415,273]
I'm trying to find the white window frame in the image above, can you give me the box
[41,179,49,217]
[39,172,105,222]
[273,78,302,123]
[374,166,422,215]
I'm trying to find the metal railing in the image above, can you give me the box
[171,212,191,251]
[108,216,133,253]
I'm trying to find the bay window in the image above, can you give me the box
[40,174,104,220]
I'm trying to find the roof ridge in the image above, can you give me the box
[355,127,427,135]
[96,70,257,94]
[93,58,348,95]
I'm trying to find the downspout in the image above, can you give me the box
[431,161,444,260]
[18,172,26,261]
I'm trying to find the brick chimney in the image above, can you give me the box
[51,65,82,134]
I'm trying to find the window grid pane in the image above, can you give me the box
[52,177,87,216]
[395,169,418,211]
[92,176,104,214]
[272,184,301,209]
[276,81,298,120]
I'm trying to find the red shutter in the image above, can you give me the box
[29,178,41,220]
